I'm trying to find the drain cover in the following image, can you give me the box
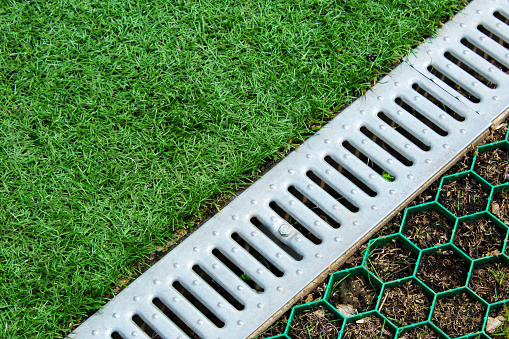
[71,1,509,338]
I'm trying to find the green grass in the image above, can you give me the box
[0,0,467,337]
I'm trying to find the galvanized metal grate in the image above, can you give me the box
[71,1,509,338]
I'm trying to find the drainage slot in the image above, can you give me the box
[111,332,125,339]
[342,141,396,181]
[231,232,284,277]
[250,216,303,261]
[212,248,265,292]
[377,112,431,151]
[360,126,413,166]
[426,65,481,103]
[411,84,465,121]
[287,185,341,229]
[172,281,225,328]
[132,315,162,339]
[192,265,245,311]
[477,24,509,49]
[269,201,322,244]
[494,11,509,26]
[152,297,202,339]
[461,38,508,73]
[324,155,377,197]
[443,51,497,88]
[306,170,359,212]
[395,97,449,136]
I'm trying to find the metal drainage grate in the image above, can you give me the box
[71,1,509,338]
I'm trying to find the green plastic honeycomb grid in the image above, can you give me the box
[266,130,509,339]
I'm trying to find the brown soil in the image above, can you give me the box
[398,325,440,339]
[431,293,486,338]
[379,281,432,327]
[342,315,394,339]
[490,189,509,224]
[437,175,491,217]
[416,248,469,293]
[453,217,506,259]
[469,259,509,304]
[473,146,509,186]
[328,275,378,314]
[287,306,342,339]
[366,239,417,282]
[402,209,455,249]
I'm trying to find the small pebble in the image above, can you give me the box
[486,315,506,334]
[492,202,501,217]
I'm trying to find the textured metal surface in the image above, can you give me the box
[407,0,509,120]
[71,1,509,338]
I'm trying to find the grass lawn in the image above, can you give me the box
[0,0,467,337]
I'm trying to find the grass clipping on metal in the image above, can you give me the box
[0,0,467,337]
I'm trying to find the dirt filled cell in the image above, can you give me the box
[366,239,417,282]
[432,293,486,338]
[257,315,288,338]
[342,315,394,339]
[327,274,379,314]
[490,189,509,225]
[417,248,469,293]
[437,175,490,217]
[453,217,506,259]
[398,325,440,339]
[287,306,342,339]
[380,281,432,327]
[473,147,509,186]
[402,209,455,249]
[469,259,509,304]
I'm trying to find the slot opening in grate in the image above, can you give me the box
[342,140,396,181]
[426,65,481,103]
[250,216,303,261]
[324,155,377,197]
[172,281,225,328]
[231,232,284,277]
[269,201,322,244]
[306,170,359,213]
[132,314,162,339]
[494,10,509,26]
[360,126,413,166]
[395,97,449,136]
[111,332,124,339]
[443,51,497,88]
[477,24,509,50]
[212,248,265,293]
[411,84,465,122]
[287,185,341,229]
[192,265,245,311]
[152,297,202,339]
[377,112,431,151]
[460,38,509,74]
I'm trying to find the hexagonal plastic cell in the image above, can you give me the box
[437,171,492,217]
[285,300,343,339]
[490,186,509,225]
[378,277,434,327]
[401,202,456,249]
[342,313,396,339]
[431,289,488,338]
[469,254,509,304]
[396,324,443,339]
[453,213,508,259]
[416,245,471,293]
[472,141,509,186]
[363,234,420,282]
[325,266,382,316]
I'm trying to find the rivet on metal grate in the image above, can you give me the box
[71,1,509,338]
